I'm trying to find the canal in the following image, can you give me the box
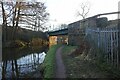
[1,46,48,79]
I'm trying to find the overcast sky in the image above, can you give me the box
[42,0,120,27]
[1,0,120,30]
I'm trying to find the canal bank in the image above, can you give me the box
[2,44,120,79]
[61,45,120,78]
[42,45,61,78]
[1,46,48,79]
[42,44,120,78]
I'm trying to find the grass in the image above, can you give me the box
[42,44,61,78]
[95,58,120,78]
[61,45,118,78]
[62,45,79,78]
[62,45,77,55]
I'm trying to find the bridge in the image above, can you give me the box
[48,28,68,36]
[47,28,68,46]
[47,11,120,46]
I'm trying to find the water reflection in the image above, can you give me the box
[1,46,48,79]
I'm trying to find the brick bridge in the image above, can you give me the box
[47,11,120,47]
[48,28,68,46]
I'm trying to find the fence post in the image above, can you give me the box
[104,29,107,62]
[108,28,110,63]
[110,29,114,65]
[97,28,100,48]
[113,28,116,67]
[116,29,119,68]
[86,27,119,68]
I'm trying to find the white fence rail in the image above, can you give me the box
[86,27,119,68]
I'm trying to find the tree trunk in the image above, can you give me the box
[1,2,7,43]
[12,3,17,41]
[14,2,21,40]
[12,2,21,41]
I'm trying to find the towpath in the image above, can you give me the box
[55,46,66,78]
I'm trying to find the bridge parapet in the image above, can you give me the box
[48,28,68,36]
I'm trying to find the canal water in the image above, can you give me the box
[1,46,48,79]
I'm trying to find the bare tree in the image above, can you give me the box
[0,1,21,41]
[76,2,91,42]
[19,2,49,31]
[77,2,90,19]
[0,1,49,42]
[1,2,8,42]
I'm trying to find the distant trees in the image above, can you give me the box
[19,2,49,31]
[0,1,49,42]
[49,24,68,31]
[59,24,68,29]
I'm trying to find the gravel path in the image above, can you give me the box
[55,46,66,78]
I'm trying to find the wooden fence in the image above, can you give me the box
[85,27,119,68]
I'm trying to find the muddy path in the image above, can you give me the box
[55,46,66,78]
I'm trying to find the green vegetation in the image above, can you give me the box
[30,38,48,46]
[62,45,77,54]
[42,45,61,78]
[2,27,48,48]
[62,45,82,78]
[95,56,120,78]
[61,45,118,78]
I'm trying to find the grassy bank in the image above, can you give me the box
[42,44,61,78]
[61,45,118,78]
[3,38,48,48]
[2,26,48,48]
